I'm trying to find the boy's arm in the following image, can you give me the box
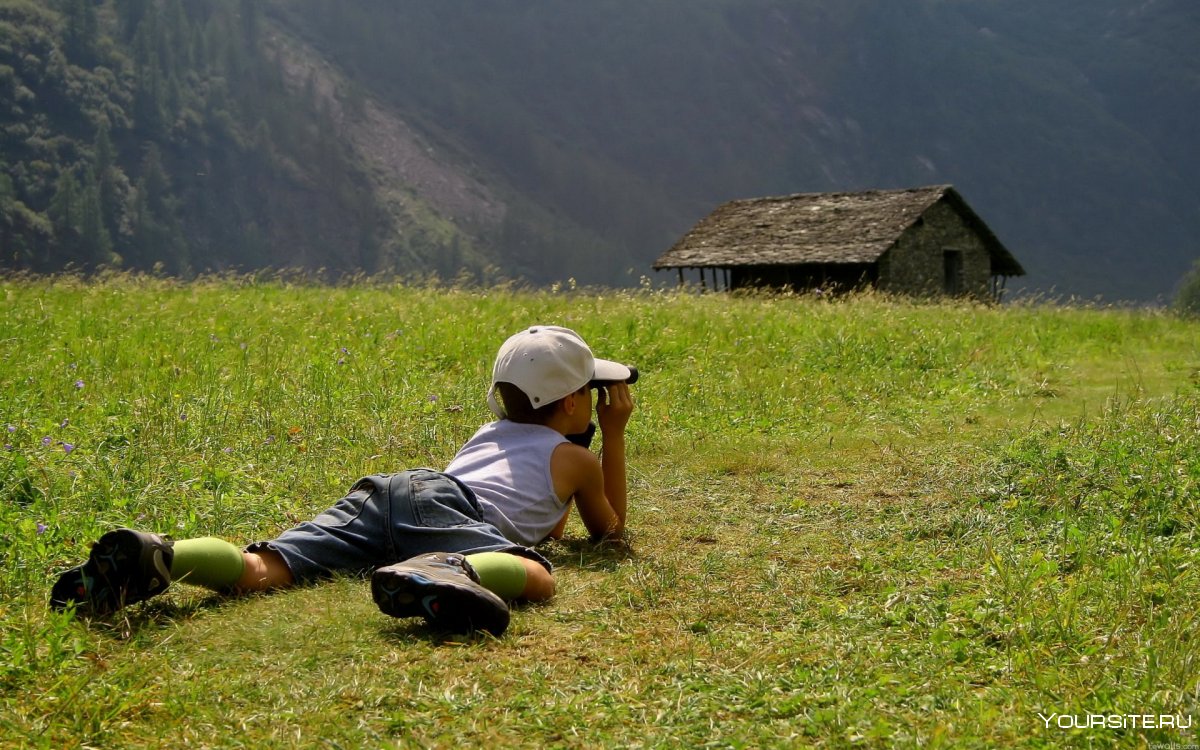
[547,500,572,539]
[596,382,632,531]
[552,445,622,540]
[550,382,633,541]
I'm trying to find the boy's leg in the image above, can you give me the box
[517,556,556,600]
[170,537,245,589]
[50,532,296,616]
[234,547,295,592]
[244,475,397,585]
[167,538,294,592]
[372,552,511,636]
[363,471,558,634]
[372,552,553,637]
[465,552,555,601]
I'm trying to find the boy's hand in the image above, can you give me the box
[597,382,634,436]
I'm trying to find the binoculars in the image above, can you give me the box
[571,366,637,448]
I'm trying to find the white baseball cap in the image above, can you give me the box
[487,325,631,418]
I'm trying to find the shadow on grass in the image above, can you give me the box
[538,536,634,572]
[375,618,506,646]
[374,597,561,646]
[69,590,235,640]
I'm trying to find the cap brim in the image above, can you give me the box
[592,358,631,383]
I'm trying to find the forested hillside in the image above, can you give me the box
[0,0,486,278]
[2,0,1197,299]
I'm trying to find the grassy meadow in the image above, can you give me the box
[0,274,1198,748]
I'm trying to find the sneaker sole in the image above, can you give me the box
[49,529,171,615]
[371,568,509,637]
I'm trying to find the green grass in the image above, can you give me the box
[1,274,1198,748]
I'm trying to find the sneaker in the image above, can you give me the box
[371,553,510,636]
[49,529,175,616]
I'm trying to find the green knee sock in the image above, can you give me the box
[465,552,527,600]
[170,537,245,591]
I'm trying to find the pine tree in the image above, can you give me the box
[132,10,166,135]
[47,170,81,244]
[240,0,261,51]
[59,0,99,68]
[116,0,151,42]
[163,0,192,75]
[79,179,114,268]
[92,124,123,242]
[131,145,188,273]
[0,173,28,267]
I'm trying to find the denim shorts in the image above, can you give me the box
[246,469,551,584]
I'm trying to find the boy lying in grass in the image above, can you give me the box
[50,326,634,637]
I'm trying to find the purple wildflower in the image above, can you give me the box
[37,523,48,536]
[5,424,14,433]
[180,412,188,422]
[63,443,75,454]
[60,419,69,428]
[428,394,439,403]
[74,380,84,389]
[41,436,51,446]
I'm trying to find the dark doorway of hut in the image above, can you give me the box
[943,250,963,296]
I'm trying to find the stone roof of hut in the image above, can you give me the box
[654,185,1025,276]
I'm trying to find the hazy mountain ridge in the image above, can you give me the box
[2,0,1195,300]
[269,0,1197,299]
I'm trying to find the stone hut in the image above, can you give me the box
[653,185,1025,300]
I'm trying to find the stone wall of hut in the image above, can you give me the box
[876,200,993,299]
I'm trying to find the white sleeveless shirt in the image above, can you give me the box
[444,420,570,546]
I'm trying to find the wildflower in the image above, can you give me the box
[180,412,188,422]
[37,523,47,536]
[5,424,14,433]
[428,394,439,403]
[63,443,75,454]
[60,419,69,428]
[41,436,51,446]
[74,380,84,389]
[3,444,11,451]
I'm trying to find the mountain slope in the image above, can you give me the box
[269,0,1198,299]
[0,0,496,279]
[2,0,1196,300]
